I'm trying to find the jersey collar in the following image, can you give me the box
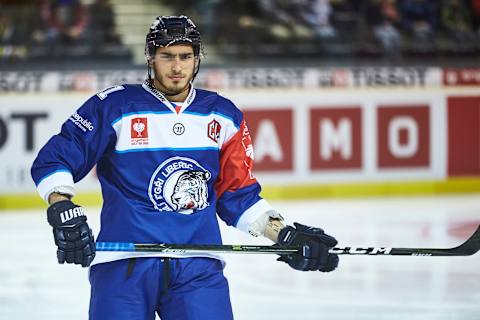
[142,79,196,114]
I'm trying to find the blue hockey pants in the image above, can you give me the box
[89,257,234,320]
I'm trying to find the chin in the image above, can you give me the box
[166,86,184,94]
[170,83,189,92]
[156,78,190,96]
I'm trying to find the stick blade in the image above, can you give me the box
[453,225,480,256]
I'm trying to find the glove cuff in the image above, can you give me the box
[47,200,86,227]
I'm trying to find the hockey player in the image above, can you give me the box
[31,15,339,320]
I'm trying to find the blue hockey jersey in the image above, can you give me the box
[31,81,274,265]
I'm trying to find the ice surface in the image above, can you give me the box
[0,195,479,320]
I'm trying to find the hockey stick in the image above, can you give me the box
[96,225,480,257]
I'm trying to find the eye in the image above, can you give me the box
[180,54,193,61]
[159,54,174,61]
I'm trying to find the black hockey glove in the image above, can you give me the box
[276,222,339,272]
[47,200,96,267]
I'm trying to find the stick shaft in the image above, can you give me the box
[96,226,479,257]
[95,242,298,255]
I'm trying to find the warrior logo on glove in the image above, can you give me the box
[149,156,211,214]
[59,206,86,223]
[47,200,96,268]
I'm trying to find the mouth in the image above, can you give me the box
[168,75,185,81]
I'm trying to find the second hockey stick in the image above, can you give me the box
[96,225,480,257]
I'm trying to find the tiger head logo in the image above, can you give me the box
[170,171,210,213]
[148,157,212,214]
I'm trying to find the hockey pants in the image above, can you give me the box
[89,257,233,320]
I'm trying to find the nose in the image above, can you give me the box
[171,58,182,72]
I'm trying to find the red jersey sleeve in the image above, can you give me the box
[215,119,257,198]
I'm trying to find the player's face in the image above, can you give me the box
[151,44,197,100]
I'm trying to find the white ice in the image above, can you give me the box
[0,194,479,320]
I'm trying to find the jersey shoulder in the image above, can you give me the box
[191,88,243,127]
[88,84,152,110]
[94,84,148,103]
[74,84,147,125]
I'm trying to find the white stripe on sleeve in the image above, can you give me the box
[37,171,75,202]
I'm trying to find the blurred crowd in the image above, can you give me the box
[1,0,479,65]
[0,0,129,62]
[176,0,480,58]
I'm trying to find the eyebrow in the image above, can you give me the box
[159,52,193,56]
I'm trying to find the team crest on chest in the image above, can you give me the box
[131,118,149,145]
[207,119,221,143]
[148,156,211,214]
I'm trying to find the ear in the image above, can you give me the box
[193,57,199,71]
[148,57,155,67]
[146,49,157,66]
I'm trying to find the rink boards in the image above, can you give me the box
[0,86,479,208]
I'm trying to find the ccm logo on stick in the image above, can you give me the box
[329,247,393,255]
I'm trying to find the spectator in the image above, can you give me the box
[299,0,336,39]
[0,2,39,45]
[441,0,475,42]
[366,0,401,53]
[214,0,272,46]
[0,7,16,44]
[0,2,38,60]
[41,0,88,45]
[329,0,362,39]
[258,0,305,39]
[399,0,439,41]
[87,0,120,45]
[473,0,480,35]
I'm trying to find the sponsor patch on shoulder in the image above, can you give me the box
[69,112,94,132]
